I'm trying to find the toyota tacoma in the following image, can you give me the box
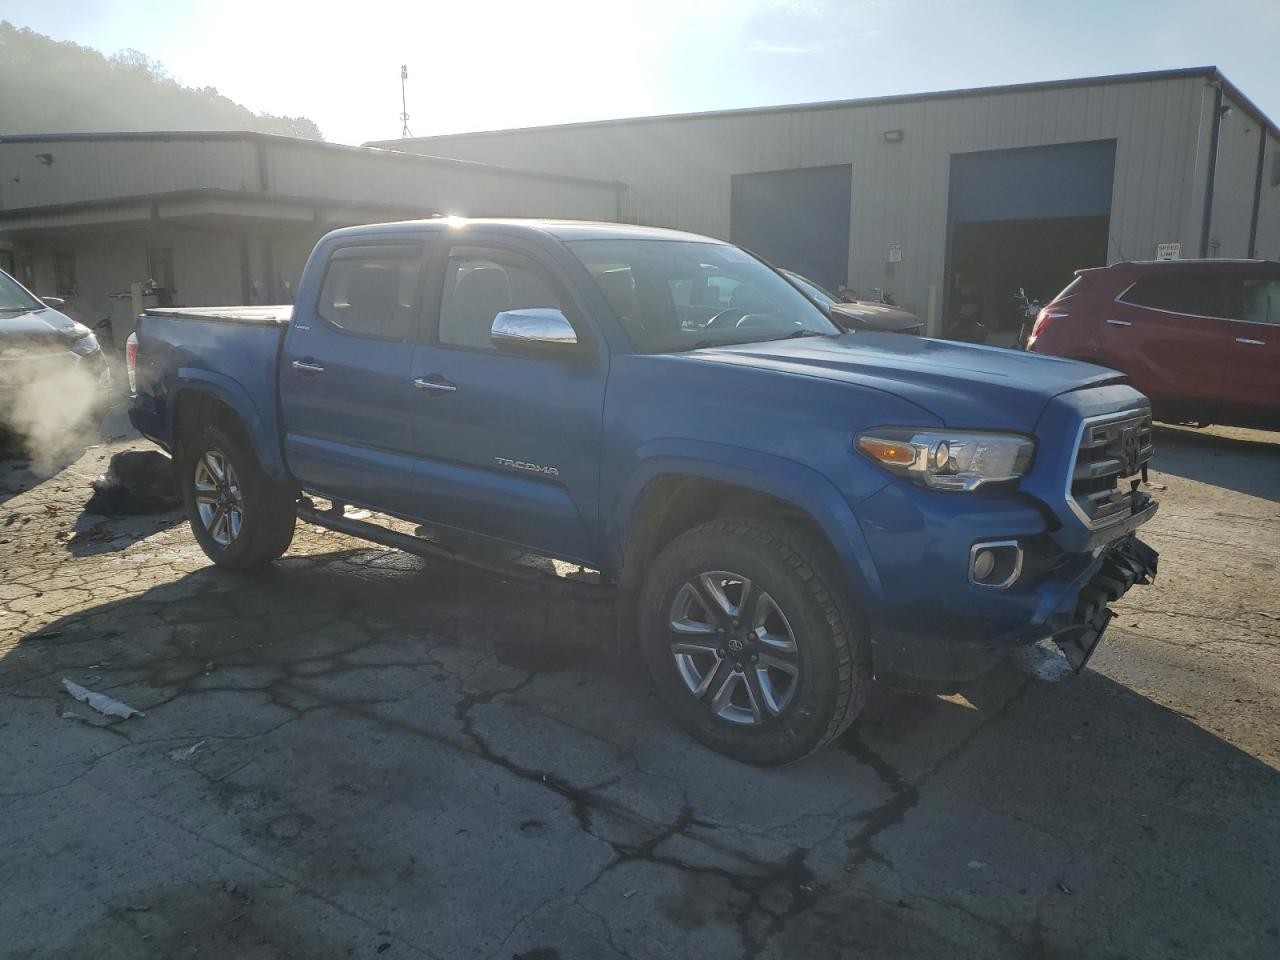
[128,219,1158,764]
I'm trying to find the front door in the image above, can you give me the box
[1222,275,1280,429]
[279,240,427,515]
[1102,272,1232,421]
[407,240,608,565]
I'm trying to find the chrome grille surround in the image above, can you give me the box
[1066,409,1154,528]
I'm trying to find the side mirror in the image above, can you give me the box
[490,308,578,353]
[40,296,66,310]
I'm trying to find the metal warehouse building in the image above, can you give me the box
[378,66,1280,340]
[0,132,620,342]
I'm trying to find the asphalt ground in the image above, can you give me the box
[1,410,1277,959]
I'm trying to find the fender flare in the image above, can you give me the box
[171,369,289,482]
[609,438,885,609]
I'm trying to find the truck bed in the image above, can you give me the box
[130,305,290,477]
[144,305,293,325]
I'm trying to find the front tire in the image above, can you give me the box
[638,517,871,765]
[180,424,296,570]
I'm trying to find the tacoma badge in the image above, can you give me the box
[495,457,560,477]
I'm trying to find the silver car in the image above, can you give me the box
[0,268,112,423]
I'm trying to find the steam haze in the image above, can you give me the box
[0,356,106,474]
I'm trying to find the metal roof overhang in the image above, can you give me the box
[0,189,437,237]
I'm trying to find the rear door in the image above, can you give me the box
[279,240,427,514]
[1221,275,1280,429]
[1102,272,1232,420]
[406,238,608,564]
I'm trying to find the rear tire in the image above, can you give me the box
[638,517,871,765]
[180,424,296,570]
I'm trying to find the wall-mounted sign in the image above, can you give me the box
[887,243,903,264]
[1155,242,1181,260]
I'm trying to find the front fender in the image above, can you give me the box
[609,438,885,609]
[173,369,288,482]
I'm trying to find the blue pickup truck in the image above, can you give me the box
[128,219,1158,764]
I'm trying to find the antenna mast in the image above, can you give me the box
[399,64,412,138]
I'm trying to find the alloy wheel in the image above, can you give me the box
[668,570,800,725]
[193,449,243,547]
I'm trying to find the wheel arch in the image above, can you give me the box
[610,444,883,610]
[169,372,287,482]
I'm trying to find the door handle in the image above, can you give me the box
[1235,337,1266,345]
[413,376,457,394]
[291,359,325,374]
[1106,319,1132,327]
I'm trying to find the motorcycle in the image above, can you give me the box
[1014,287,1042,348]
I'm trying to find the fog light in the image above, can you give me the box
[969,540,1024,589]
[972,549,996,581]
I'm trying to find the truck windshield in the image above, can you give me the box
[567,239,838,353]
[0,269,43,312]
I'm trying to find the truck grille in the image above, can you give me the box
[1069,411,1154,527]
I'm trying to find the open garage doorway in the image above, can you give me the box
[946,140,1115,345]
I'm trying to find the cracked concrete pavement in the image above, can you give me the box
[1,410,1277,959]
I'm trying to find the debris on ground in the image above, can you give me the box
[84,450,181,516]
[67,521,115,545]
[168,740,206,762]
[61,678,145,719]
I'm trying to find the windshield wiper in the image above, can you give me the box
[775,329,828,340]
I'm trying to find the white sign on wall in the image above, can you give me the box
[1155,242,1181,260]
[887,243,903,263]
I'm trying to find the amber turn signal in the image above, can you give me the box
[857,437,915,465]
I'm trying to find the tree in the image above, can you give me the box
[0,22,323,140]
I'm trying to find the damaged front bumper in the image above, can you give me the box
[870,532,1160,693]
[1051,534,1158,671]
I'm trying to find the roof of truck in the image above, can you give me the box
[326,217,726,245]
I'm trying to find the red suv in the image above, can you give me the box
[1027,259,1280,430]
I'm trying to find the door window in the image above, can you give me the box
[1118,274,1227,319]
[317,244,423,341]
[1239,279,1280,326]
[438,247,566,351]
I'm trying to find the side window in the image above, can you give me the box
[439,247,565,351]
[1239,278,1280,326]
[1119,274,1226,318]
[317,244,422,341]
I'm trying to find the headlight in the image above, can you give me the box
[70,333,100,357]
[856,428,1035,491]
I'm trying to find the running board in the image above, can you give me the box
[296,502,614,604]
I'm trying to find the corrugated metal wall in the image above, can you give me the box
[1254,131,1280,260]
[392,75,1219,326]
[0,137,621,222]
[1208,93,1279,259]
[0,139,261,208]
[265,142,620,221]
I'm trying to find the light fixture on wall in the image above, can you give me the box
[883,129,904,143]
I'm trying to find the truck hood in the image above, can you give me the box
[0,307,83,356]
[688,332,1125,430]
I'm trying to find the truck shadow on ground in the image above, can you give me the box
[5,548,1277,959]
[1152,423,1280,501]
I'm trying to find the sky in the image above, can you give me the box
[7,0,1280,145]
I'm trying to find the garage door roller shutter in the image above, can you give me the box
[949,140,1117,224]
